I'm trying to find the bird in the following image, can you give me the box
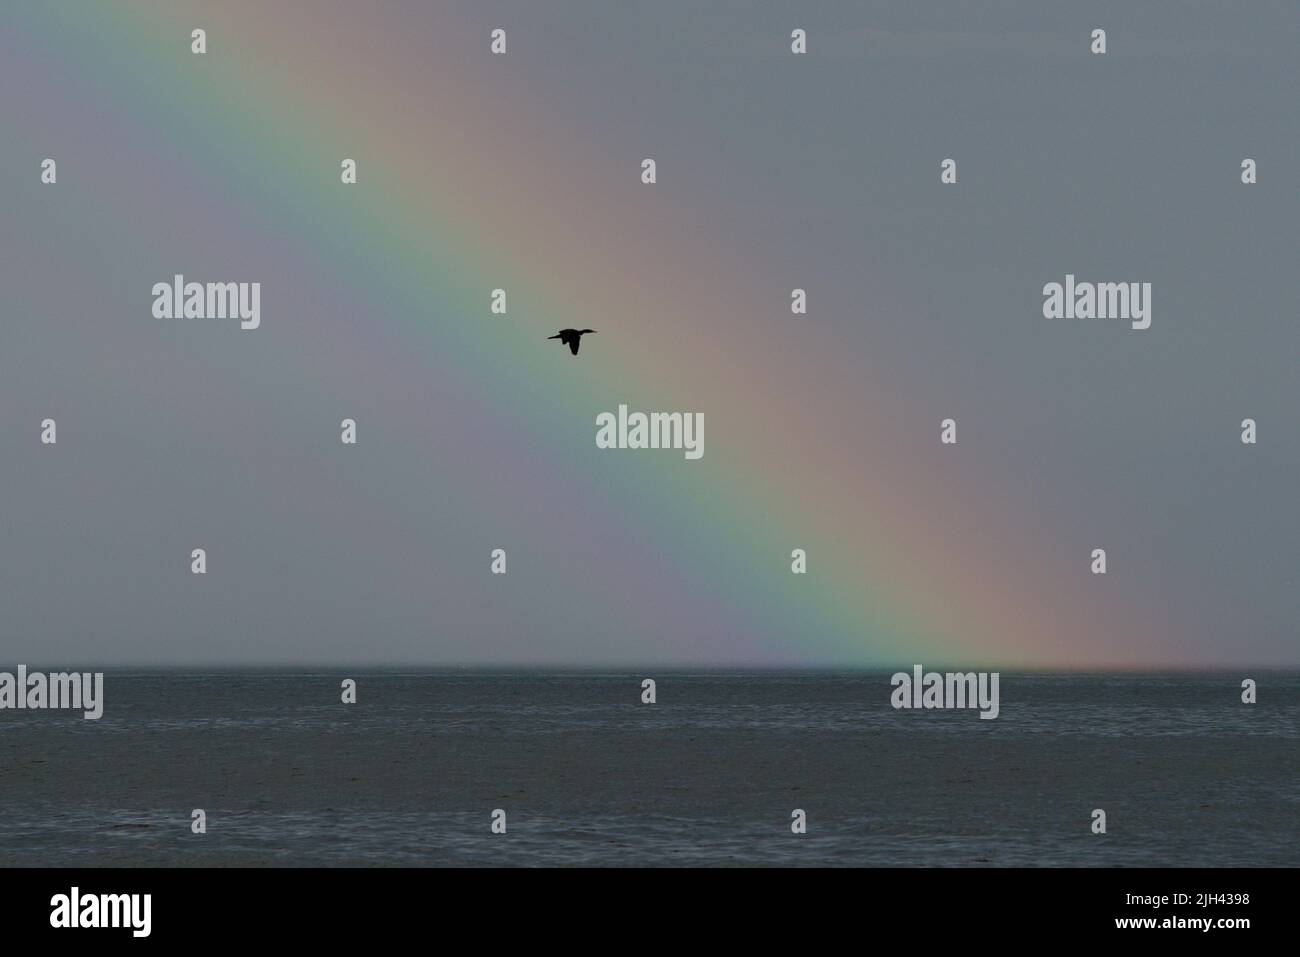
[548,328,596,355]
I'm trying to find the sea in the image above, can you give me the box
[0,671,1296,867]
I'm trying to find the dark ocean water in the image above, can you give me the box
[0,671,1296,867]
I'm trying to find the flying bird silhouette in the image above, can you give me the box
[548,328,596,355]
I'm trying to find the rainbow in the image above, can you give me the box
[7,2,1174,666]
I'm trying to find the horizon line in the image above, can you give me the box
[3,662,1296,674]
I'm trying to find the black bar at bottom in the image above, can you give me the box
[0,867,1281,943]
